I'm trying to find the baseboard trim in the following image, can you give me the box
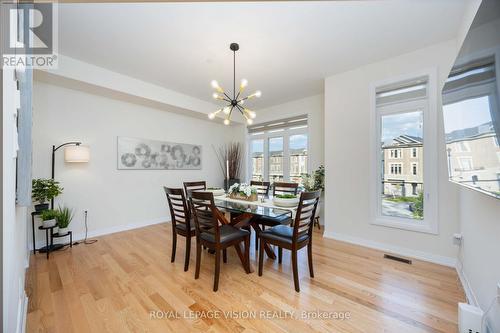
[17,293,28,333]
[33,217,169,250]
[455,262,478,306]
[323,231,457,267]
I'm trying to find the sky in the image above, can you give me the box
[442,95,493,134]
[381,110,423,143]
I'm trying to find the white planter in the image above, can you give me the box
[42,219,56,228]
[58,227,69,235]
[273,196,299,207]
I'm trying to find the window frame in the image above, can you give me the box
[370,69,439,234]
[247,125,309,183]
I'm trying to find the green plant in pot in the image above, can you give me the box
[40,209,58,228]
[56,206,74,235]
[32,178,63,212]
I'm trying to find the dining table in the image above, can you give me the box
[213,194,297,268]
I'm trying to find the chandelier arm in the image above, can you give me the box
[235,104,245,114]
[223,92,232,101]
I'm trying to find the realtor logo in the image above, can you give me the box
[2,3,58,68]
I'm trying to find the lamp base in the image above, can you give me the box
[38,244,64,253]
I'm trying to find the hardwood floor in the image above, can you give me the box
[26,223,465,333]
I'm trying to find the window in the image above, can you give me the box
[457,141,471,152]
[494,136,499,147]
[268,137,284,182]
[458,157,473,171]
[289,134,308,184]
[247,115,309,184]
[372,73,438,234]
[390,163,402,175]
[250,139,264,181]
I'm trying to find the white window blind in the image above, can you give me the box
[443,56,495,94]
[247,115,308,134]
[376,76,428,106]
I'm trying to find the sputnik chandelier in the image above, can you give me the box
[208,42,261,125]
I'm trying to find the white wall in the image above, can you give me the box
[3,67,29,333]
[323,40,462,265]
[254,94,324,172]
[32,80,245,245]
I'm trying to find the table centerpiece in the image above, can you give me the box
[227,183,258,202]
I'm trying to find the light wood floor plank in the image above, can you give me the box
[26,223,464,333]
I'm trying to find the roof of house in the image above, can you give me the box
[445,121,495,143]
[382,135,423,148]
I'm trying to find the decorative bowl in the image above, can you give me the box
[206,188,225,197]
[272,196,299,207]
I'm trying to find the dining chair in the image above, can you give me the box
[164,187,196,272]
[190,191,251,292]
[272,182,299,196]
[250,180,271,196]
[183,181,206,198]
[258,190,321,292]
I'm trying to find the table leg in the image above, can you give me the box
[251,222,276,260]
[45,229,49,260]
[32,216,36,254]
[234,243,253,273]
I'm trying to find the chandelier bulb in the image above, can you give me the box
[246,118,253,125]
[212,92,219,99]
[254,90,262,98]
[224,119,230,126]
[240,79,248,89]
[208,113,215,120]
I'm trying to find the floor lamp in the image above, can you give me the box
[51,141,90,209]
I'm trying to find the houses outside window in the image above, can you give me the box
[412,148,417,158]
[247,115,308,184]
[412,163,417,175]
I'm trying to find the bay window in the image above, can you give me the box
[247,116,308,184]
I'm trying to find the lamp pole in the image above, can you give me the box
[51,141,81,209]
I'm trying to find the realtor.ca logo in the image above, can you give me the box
[2,3,58,68]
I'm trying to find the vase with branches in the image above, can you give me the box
[213,142,242,190]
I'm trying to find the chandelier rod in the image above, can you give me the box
[233,48,236,100]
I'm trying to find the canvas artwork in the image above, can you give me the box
[117,137,202,170]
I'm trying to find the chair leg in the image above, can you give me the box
[307,241,314,278]
[171,231,177,263]
[254,229,259,251]
[223,249,227,263]
[258,238,264,276]
[278,247,283,264]
[292,249,300,292]
[195,241,201,279]
[244,236,251,274]
[184,236,191,272]
[214,249,221,292]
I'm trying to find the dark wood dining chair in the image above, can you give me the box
[250,180,271,196]
[272,182,299,196]
[190,191,251,292]
[258,190,321,292]
[164,187,196,272]
[183,181,206,198]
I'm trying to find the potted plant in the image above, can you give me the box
[40,209,58,228]
[301,165,325,219]
[32,178,63,212]
[56,206,74,235]
[228,183,258,202]
[214,143,242,191]
[273,193,300,207]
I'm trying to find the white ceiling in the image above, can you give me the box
[58,1,469,110]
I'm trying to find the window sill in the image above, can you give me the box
[371,217,438,235]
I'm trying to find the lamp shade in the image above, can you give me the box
[64,145,90,163]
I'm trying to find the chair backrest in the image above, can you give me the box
[189,191,220,242]
[293,190,321,242]
[273,182,299,196]
[164,187,190,230]
[183,181,207,198]
[250,180,271,196]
